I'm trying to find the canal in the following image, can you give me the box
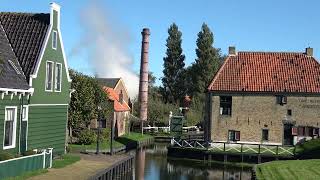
[129,143,252,180]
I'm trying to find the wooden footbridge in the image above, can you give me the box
[168,139,296,163]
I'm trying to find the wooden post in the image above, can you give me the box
[223,143,226,152]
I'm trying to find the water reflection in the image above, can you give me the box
[131,143,252,180]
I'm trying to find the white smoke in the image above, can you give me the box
[74,0,139,98]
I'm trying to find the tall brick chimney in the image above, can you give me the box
[139,28,150,124]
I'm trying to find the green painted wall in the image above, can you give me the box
[28,105,67,155]
[0,95,28,154]
[27,10,71,155]
[30,9,71,105]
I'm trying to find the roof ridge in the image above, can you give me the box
[238,51,305,54]
[0,12,49,15]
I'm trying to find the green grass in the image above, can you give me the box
[3,169,48,180]
[122,132,153,141]
[256,159,320,180]
[52,154,81,168]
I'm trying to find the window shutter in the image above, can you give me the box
[235,131,240,141]
[292,127,298,135]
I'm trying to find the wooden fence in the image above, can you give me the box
[0,148,53,179]
[89,155,134,180]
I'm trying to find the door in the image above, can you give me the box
[20,106,28,152]
[283,124,293,145]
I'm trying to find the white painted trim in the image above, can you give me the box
[0,88,33,94]
[52,30,57,50]
[54,62,62,92]
[45,61,54,92]
[29,23,52,86]
[30,3,71,84]
[3,106,18,150]
[58,27,72,82]
[28,104,69,106]
[114,78,130,100]
[22,105,29,121]
[0,152,43,164]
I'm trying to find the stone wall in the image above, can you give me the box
[210,94,320,145]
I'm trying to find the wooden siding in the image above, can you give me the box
[0,95,28,154]
[28,105,67,155]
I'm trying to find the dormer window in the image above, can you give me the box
[52,31,57,50]
[8,60,21,74]
[45,61,54,91]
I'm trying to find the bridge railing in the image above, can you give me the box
[171,139,296,156]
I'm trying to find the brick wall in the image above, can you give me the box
[210,94,320,145]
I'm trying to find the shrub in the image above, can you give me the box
[66,145,72,153]
[0,151,14,161]
[78,129,97,145]
[296,138,320,159]
[23,150,37,156]
[101,128,111,141]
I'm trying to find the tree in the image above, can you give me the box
[161,23,186,104]
[68,70,112,137]
[192,23,222,95]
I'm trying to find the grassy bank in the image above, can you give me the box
[69,140,125,152]
[256,159,320,180]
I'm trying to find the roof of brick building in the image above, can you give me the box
[103,86,130,112]
[208,51,320,93]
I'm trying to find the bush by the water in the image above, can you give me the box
[78,129,97,145]
[0,151,14,161]
[296,138,320,159]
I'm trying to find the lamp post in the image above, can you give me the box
[96,106,102,155]
[110,114,114,156]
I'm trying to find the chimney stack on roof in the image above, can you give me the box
[305,47,313,56]
[229,46,236,56]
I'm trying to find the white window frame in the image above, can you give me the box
[52,30,57,50]
[22,105,29,121]
[3,106,17,150]
[45,61,54,92]
[55,63,62,92]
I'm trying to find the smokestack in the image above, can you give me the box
[139,28,150,123]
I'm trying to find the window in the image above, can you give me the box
[45,61,54,91]
[276,95,287,105]
[287,109,292,116]
[298,126,305,136]
[4,107,17,149]
[8,60,21,74]
[55,63,62,92]
[220,96,232,115]
[228,130,240,141]
[262,129,269,141]
[52,31,57,49]
[22,105,28,121]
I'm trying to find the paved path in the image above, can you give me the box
[28,153,129,180]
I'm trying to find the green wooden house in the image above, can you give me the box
[0,3,71,155]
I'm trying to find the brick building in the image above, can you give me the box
[207,47,320,145]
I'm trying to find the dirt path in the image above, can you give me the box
[28,153,129,180]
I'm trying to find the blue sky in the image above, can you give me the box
[2,0,320,85]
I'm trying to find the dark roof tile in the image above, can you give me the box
[0,12,49,79]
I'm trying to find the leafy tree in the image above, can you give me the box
[68,70,112,137]
[192,23,222,95]
[161,23,186,104]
